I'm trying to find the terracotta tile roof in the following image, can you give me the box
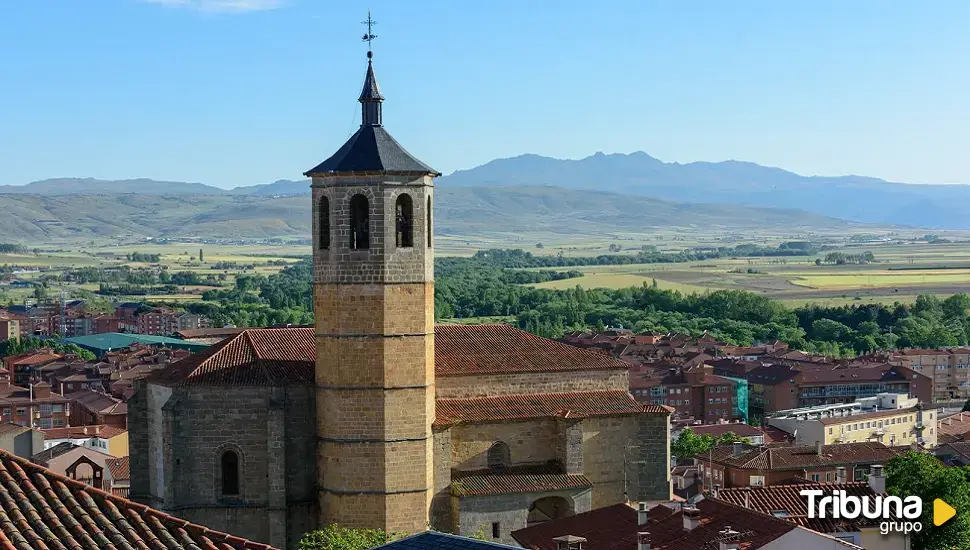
[107,456,129,482]
[149,328,317,387]
[717,481,896,532]
[0,423,29,437]
[154,325,633,387]
[709,442,904,471]
[174,327,248,339]
[434,390,667,427]
[817,406,918,425]
[0,450,276,549]
[435,324,630,376]
[684,423,764,438]
[65,389,124,414]
[745,364,801,386]
[938,412,970,443]
[3,350,63,366]
[513,499,807,550]
[798,364,911,384]
[42,425,127,440]
[451,464,592,497]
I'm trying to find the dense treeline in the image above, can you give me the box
[0,336,95,360]
[68,267,224,286]
[470,244,819,269]
[194,250,969,356]
[0,244,26,254]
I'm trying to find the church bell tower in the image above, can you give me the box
[305,15,438,534]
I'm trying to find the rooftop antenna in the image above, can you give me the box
[361,10,377,59]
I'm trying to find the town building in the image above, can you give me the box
[510,499,863,550]
[698,441,904,488]
[0,422,44,458]
[0,315,20,343]
[65,388,128,428]
[31,442,118,486]
[716,473,908,550]
[631,363,745,423]
[765,393,936,448]
[0,376,70,428]
[42,424,129,457]
[888,348,970,400]
[2,349,64,386]
[938,411,970,444]
[129,47,672,550]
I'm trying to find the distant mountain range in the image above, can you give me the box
[5,151,967,233]
[0,186,859,242]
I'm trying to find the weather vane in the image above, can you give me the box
[362,10,377,58]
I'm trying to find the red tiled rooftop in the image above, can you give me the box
[709,441,904,471]
[451,464,591,497]
[513,499,801,550]
[0,450,276,549]
[435,324,631,376]
[107,456,129,481]
[153,325,633,387]
[42,425,127,440]
[717,481,895,532]
[434,390,667,427]
[3,350,63,366]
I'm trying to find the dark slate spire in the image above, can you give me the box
[303,14,438,178]
[359,55,384,126]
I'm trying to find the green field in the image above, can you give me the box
[524,241,970,306]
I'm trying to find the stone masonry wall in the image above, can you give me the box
[431,428,454,532]
[634,412,672,502]
[581,416,638,509]
[453,489,592,546]
[311,175,434,285]
[450,420,558,471]
[436,369,628,399]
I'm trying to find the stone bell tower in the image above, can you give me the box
[304,22,438,534]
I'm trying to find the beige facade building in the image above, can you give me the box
[889,348,970,400]
[767,393,937,449]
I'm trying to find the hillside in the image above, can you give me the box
[0,186,862,242]
[438,152,970,228]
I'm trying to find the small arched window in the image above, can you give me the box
[395,194,414,248]
[221,450,240,495]
[349,194,370,250]
[426,196,433,248]
[319,196,330,250]
[487,441,510,468]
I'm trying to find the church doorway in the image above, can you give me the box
[526,496,574,526]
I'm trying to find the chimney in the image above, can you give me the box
[718,527,741,550]
[553,535,586,550]
[868,465,886,494]
[835,466,846,483]
[83,425,90,436]
[683,507,701,531]
[732,442,744,457]
[815,441,823,456]
[33,383,51,399]
[638,532,651,550]
[638,502,649,526]
[94,425,101,436]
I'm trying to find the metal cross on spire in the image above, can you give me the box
[361,10,377,59]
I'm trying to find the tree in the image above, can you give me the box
[671,429,748,460]
[886,451,970,550]
[963,398,970,413]
[199,248,204,263]
[297,525,400,550]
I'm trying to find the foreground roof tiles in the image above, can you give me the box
[434,390,665,427]
[0,451,275,549]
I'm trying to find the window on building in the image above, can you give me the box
[395,194,414,248]
[52,404,62,413]
[349,194,370,250]
[487,441,511,468]
[492,522,500,539]
[319,196,330,249]
[854,468,867,482]
[221,450,240,495]
[427,196,433,248]
[15,408,25,416]
[826,472,833,482]
[811,473,821,482]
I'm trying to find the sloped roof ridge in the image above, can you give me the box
[0,450,276,549]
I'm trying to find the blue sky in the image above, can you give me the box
[1,0,968,188]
